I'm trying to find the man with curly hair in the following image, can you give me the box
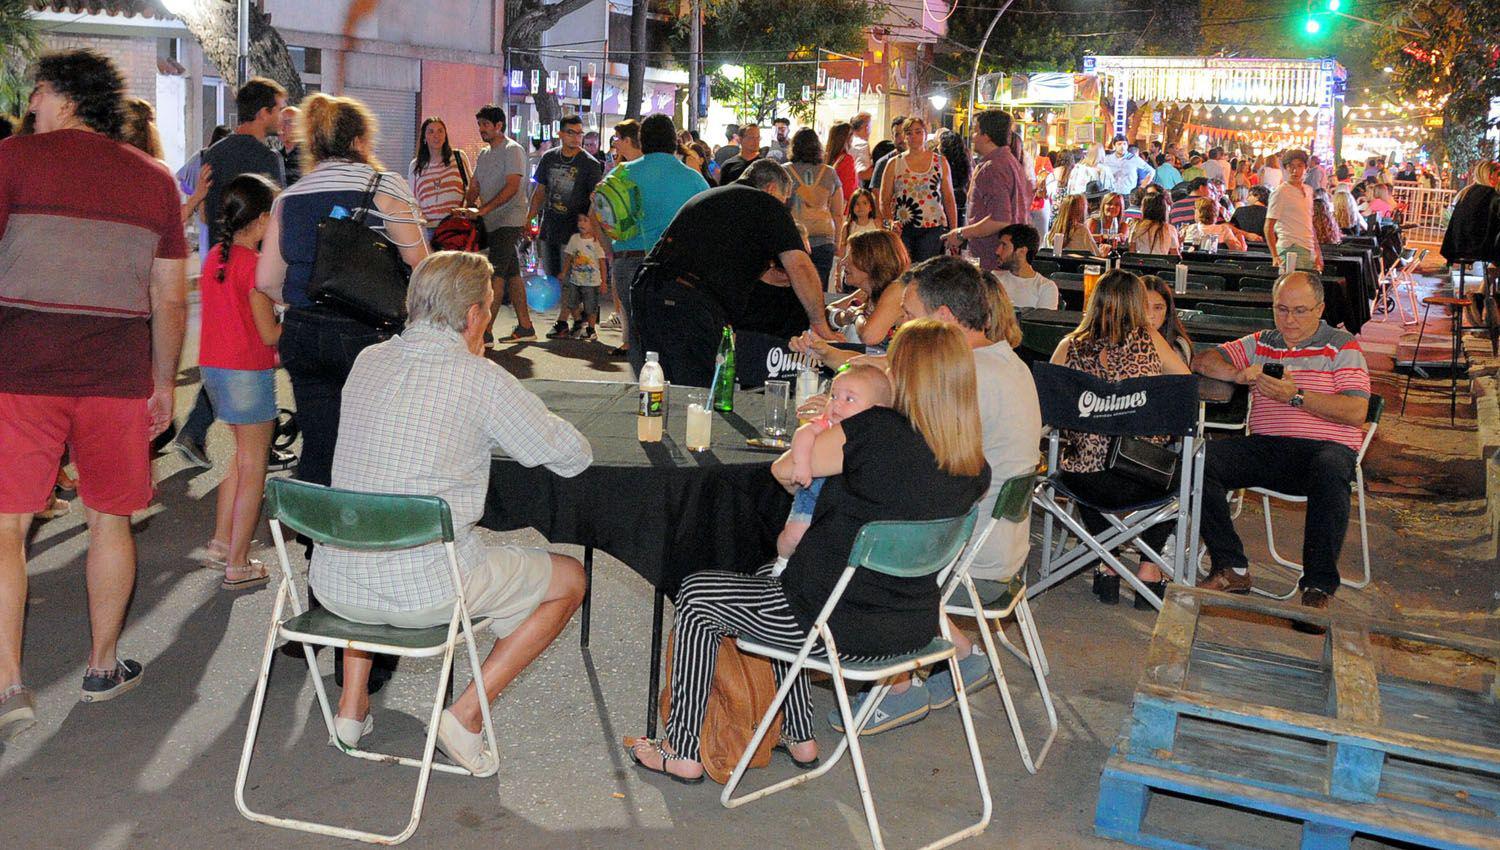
[0,49,189,738]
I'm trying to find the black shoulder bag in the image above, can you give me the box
[307,171,411,331]
[1106,436,1178,492]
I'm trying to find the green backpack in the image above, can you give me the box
[593,166,643,243]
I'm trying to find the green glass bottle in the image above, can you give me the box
[711,325,736,412]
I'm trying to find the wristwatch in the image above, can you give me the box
[1288,390,1306,408]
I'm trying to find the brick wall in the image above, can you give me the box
[40,33,159,108]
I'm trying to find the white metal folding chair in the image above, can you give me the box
[1248,395,1384,600]
[940,471,1058,774]
[234,479,499,845]
[1029,364,1209,611]
[721,510,991,850]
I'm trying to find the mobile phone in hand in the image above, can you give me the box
[1262,363,1285,379]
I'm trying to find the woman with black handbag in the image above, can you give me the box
[254,92,428,489]
[1049,269,1190,607]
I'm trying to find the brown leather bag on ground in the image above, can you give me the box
[653,631,783,784]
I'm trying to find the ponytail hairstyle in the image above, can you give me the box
[299,91,382,173]
[215,173,280,283]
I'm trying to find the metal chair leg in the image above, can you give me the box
[1401,302,1432,415]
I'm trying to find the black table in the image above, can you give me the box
[1054,279,1272,312]
[480,379,791,737]
[1036,250,1361,332]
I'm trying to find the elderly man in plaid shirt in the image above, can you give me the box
[310,251,592,776]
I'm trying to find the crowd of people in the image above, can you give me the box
[0,48,1383,798]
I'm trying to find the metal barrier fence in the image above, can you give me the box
[1391,184,1457,246]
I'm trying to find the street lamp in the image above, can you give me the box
[929,93,948,112]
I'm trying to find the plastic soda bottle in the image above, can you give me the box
[637,352,665,442]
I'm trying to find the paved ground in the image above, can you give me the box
[1,294,1494,849]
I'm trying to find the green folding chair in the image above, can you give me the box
[234,479,499,845]
[722,509,991,850]
[940,472,1058,774]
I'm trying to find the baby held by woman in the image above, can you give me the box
[773,363,893,573]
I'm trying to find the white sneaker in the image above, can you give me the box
[436,709,497,776]
[331,713,373,749]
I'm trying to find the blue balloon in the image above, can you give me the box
[524,273,562,312]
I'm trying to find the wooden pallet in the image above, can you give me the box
[1113,586,1500,845]
[1096,728,1500,850]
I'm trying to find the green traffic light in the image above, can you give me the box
[1328,0,1340,10]
[1304,16,1322,33]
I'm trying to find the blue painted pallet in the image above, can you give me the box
[1096,729,1500,850]
[1126,587,1500,833]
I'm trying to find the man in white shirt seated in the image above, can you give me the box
[309,251,593,776]
[992,223,1059,310]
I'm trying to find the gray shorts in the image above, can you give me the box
[486,226,525,279]
[562,283,601,317]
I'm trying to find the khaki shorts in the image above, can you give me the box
[322,545,554,639]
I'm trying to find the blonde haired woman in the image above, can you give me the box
[1089,191,1127,241]
[628,319,989,781]
[1067,142,1104,196]
[255,92,429,488]
[1332,186,1365,234]
[1047,194,1102,255]
[1050,269,1188,606]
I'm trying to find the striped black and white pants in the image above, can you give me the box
[665,569,819,762]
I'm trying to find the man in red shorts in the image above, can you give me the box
[0,50,188,739]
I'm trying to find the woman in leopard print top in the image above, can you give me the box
[1049,270,1191,606]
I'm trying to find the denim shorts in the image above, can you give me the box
[201,367,277,424]
[787,477,826,523]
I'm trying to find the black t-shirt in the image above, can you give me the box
[645,184,805,325]
[1230,204,1267,238]
[781,407,989,656]
[717,153,760,187]
[202,133,286,241]
[534,147,602,243]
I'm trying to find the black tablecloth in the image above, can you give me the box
[480,380,792,594]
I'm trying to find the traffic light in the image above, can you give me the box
[1304,15,1323,33]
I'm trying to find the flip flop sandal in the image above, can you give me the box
[191,541,230,569]
[222,560,270,591]
[625,737,705,785]
[773,740,820,770]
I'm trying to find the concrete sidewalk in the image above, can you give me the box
[1,300,1493,849]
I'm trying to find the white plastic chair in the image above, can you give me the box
[234,479,498,845]
[721,510,991,850]
[1248,395,1383,600]
[941,471,1058,774]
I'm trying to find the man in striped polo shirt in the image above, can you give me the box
[0,50,188,736]
[1191,272,1372,614]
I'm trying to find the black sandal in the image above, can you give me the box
[627,738,705,785]
[773,740,820,770]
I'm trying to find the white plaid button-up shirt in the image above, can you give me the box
[309,324,592,612]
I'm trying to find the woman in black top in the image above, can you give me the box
[628,320,989,783]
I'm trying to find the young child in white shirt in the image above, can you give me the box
[559,213,607,340]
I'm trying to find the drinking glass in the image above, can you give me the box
[685,388,712,451]
[763,380,790,439]
[1082,264,1104,308]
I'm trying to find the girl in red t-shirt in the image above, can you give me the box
[199,174,281,591]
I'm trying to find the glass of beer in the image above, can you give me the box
[686,389,712,451]
[1082,264,1104,308]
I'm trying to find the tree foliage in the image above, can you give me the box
[1376,0,1500,170]
[670,0,879,123]
[0,0,39,118]
[939,0,1203,81]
